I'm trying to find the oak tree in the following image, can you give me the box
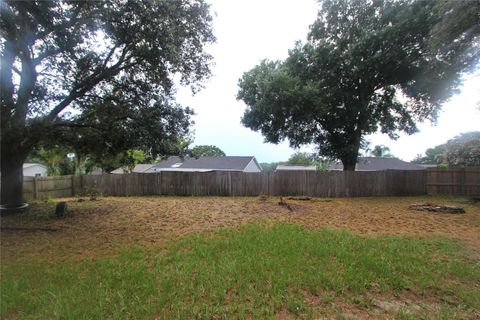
[1,0,215,204]
[237,0,479,170]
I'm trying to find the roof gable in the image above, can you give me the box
[23,163,47,169]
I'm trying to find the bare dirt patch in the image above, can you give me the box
[1,196,479,262]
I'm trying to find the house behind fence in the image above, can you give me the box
[23,168,480,200]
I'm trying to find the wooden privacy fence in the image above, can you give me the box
[426,167,480,196]
[79,170,427,197]
[22,168,480,200]
[23,175,76,201]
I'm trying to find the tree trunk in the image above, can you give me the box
[75,153,85,176]
[1,151,26,205]
[342,158,357,171]
[341,128,363,171]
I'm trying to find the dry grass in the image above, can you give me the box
[2,196,479,319]
[1,195,479,263]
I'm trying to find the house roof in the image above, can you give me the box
[327,157,425,171]
[275,157,425,171]
[152,156,258,171]
[23,163,47,169]
[276,165,317,171]
[110,164,156,174]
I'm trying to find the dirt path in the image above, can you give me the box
[2,196,479,262]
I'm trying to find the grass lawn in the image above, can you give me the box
[1,196,480,319]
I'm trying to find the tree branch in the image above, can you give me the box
[45,47,132,123]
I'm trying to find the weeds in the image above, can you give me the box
[2,224,479,319]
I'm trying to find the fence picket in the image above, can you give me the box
[21,168,480,200]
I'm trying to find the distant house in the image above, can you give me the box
[23,163,47,177]
[110,164,157,174]
[111,156,262,174]
[276,165,317,171]
[87,167,104,175]
[276,157,425,172]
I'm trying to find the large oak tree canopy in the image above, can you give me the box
[237,0,479,171]
[0,0,215,204]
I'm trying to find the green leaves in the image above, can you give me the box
[414,132,480,167]
[237,0,479,170]
[189,145,226,158]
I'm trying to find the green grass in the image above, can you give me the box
[2,224,479,319]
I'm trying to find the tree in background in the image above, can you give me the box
[287,152,315,166]
[412,145,446,165]
[1,0,215,204]
[189,145,226,158]
[237,0,479,171]
[259,162,281,173]
[371,145,394,158]
[27,146,73,176]
[119,149,146,173]
[413,132,480,167]
[287,152,331,171]
[444,132,480,167]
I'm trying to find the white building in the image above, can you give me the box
[23,163,47,177]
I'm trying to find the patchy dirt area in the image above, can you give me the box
[2,196,479,262]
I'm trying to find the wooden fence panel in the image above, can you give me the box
[465,168,480,196]
[426,168,480,196]
[230,171,244,196]
[22,177,35,201]
[23,167,480,200]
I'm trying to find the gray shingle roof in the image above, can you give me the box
[327,157,425,171]
[110,164,156,174]
[276,165,317,171]
[153,156,257,171]
[276,157,425,171]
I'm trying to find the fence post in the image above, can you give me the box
[460,168,466,196]
[80,174,84,195]
[193,171,197,196]
[33,176,39,200]
[423,170,427,195]
[71,175,75,196]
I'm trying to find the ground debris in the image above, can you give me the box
[55,202,68,218]
[278,197,294,211]
[287,196,312,201]
[1,227,59,232]
[408,203,465,214]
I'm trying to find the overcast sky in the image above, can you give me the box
[176,0,480,163]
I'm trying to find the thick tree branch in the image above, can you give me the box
[45,47,132,123]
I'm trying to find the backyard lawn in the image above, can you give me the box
[1,196,479,319]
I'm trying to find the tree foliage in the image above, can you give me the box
[0,0,215,204]
[237,0,479,171]
[371,145,394,158]
[414,132,480,167]
[189,145,226,158]
[412,145,446,165]
[27,146,74,176]
[287,152,315,166]
[259,162,281,173]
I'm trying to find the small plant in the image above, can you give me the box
[43,197,55,203]
[79,186,101,201]
[258,194,268,202]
